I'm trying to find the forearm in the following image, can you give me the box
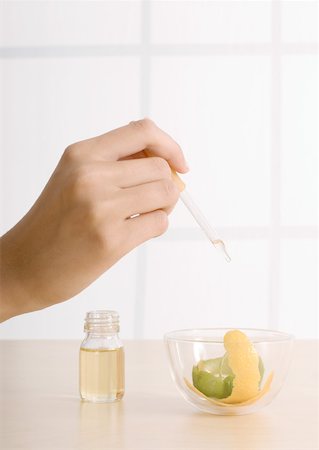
[0,265,25,322]
[1,234,27,322]
[0,225,41,322]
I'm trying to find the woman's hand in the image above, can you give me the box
[0,119,188,321]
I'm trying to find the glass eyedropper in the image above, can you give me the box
[171,171,231,263]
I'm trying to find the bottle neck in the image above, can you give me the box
[82,310,121,349]
[84,310,120,334]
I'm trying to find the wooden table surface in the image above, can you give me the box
[1,340,318,450]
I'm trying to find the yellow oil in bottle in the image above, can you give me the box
[80,347,124,403]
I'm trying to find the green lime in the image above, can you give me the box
[220,353,234,377]
[197,357,222,374]
[192,357,235,399]
[192,369,231,399]
[192,365,200,386]
[223,375,234,398]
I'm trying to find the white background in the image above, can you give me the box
[0,0,318,339]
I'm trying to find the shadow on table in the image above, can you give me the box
[67,391,277,450]
[126,391,278,449]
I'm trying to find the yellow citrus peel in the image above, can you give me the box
[185,329,274,406]
[221,329,260,403]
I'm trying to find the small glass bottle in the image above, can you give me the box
[79,310,124,403]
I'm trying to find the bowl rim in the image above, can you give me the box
[164,327,294,343]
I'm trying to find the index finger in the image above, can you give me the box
[93,118,189,174]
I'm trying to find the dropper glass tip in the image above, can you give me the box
[224,252,231,263]
[211,239,231,263]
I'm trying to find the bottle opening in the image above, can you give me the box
[84,310,120,333]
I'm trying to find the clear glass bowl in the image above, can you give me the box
[164,328,294,415]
